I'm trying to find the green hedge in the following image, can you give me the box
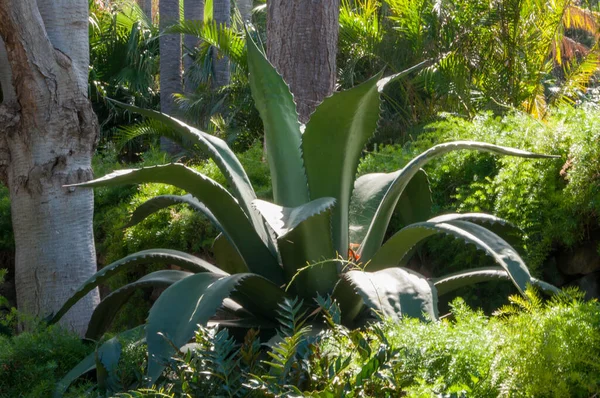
[358,105,600,277]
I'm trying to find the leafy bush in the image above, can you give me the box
[115,291,600,397]
[0,324,91,398]
[358,106,600,278]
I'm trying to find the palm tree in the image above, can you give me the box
[159,0,183,153]
[137,0,153,20]
[237,0,253,22]
[0,0,100,334]
[184,0,205,93]
[213,0,231,87]
[267,0,340,123]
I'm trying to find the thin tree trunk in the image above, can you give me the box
[267,0,340,123]
[159,0,183,153]
[138,0,153,21]
[0,0,100,335]
[213,0,230,87]
[184,0,204,93]
[237,0,252,23]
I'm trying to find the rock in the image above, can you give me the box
[569,271,600,300]
[557,242,600,275]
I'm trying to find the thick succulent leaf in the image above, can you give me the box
[376,59,435,92]
[302,74,381,255]
[253,197,336,237]
[212,233,250,274]
[246,33,309,207]
[126,194,251,273]
[253,198,338,297]
[350,169,431,245]
[432,266,560,296]
[428,213,521,246]
[53,326,144,398]
[147,273,285,383]
[336,268,438,323]
[86,270,193,340]
[113,101,273,249]
[50,249,224,324]
[369,220,532,294]
[359,141,559,261]
[126,194,221,229]
[69,164,283,284]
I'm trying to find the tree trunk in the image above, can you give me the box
[184,0,204,93]
[0,0,100,335]
[138,0,153,21]
[213,0,230,87]
[267,0,340,123]
[237,0,252,23]
[159,0,183,153]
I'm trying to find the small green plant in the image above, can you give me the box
[52,33,559,390]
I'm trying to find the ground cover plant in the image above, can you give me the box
[49,290,598,397]
[47,33,561,393]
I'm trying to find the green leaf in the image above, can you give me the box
[337,268,438,322]
[369,220,532,294]
[50,249,224,324]
[54,326,144,398]
[433,266,560,296]
[146,273,285,383]
[302,74,382,255]
[86,270,193,340]
[112,102,274,252]
[350,169,431,245]
[428,212,521,246]
[253,198,339,299]
[70,164,283,284]
[246,32,309,207]
[127,194,222,229]
[359,141,559,260]
[212,233,250,274]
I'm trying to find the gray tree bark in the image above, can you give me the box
[267,0,340,123]
[138,0,153,21]
[0,0,100,335]
[184,0,204,93]
[213,0,230,87]
[159,0,183,153]
[237,0,252,23]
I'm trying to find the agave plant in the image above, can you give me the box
[51,35,559,390]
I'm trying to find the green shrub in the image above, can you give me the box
[119,291,600,397]
[358,105,600,276]
[0,325,91,398]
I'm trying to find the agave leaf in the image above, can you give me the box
[126,194,251,273]
[246,32,309,207]
[428,212,521,246]
[359,141,559,260]
[69,164,283,284]
[253,198,339,297]
[53,326,145,398]
[86,270,193,340]
[146,272,285,383]
[335,268,438,323]
[302,74,382,255]
[433,266,561,296]
[253,197,336,237]
[112,101,274,253]
[212,233,250,274]
[369,220,532,294]
[126,194,220,228]
[49,249,225,324]
[349,169,431,245]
